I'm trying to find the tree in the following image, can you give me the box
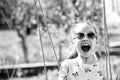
[0,0,38,63]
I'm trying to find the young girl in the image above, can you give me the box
[59,21,107,80]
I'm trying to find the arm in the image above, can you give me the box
[100,59,107,80]
[59,60,69,80]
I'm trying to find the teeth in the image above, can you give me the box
[83,43,89,46]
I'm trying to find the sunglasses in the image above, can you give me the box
[75,32,96,39]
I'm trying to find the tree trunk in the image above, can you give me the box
[16,29,29,63]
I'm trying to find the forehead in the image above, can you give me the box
[74,23,95,33]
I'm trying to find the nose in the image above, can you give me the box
[83,38,89,43]
[83,35,89,40]
[83,39,89,43]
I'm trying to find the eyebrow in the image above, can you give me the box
[75,31,95,34]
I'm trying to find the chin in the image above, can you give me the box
[81,52,91,57]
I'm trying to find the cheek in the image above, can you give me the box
[75,40,82,53]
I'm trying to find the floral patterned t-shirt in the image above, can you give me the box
[59,58,107,80]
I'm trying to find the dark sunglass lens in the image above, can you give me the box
[76,33,84,39]
[88,32,95,39]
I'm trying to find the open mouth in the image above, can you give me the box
[81,44,91,52]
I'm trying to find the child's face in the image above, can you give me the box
[73,22,97,57]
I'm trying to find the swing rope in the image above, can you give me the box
[37,0,60,68]
[34,0,48,80]
[102,0,112,80]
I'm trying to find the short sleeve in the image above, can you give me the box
[59,60,69,80]
[100,59,107,80]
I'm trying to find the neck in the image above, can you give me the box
[78,54,97,65]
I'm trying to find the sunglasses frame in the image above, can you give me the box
[75,32,96,39]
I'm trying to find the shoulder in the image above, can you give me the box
[60,58,77,67]
[96,59,106,70]
[97,59,107,78]
[96,58,105,65]
[99,59,106,67]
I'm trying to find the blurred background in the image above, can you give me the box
[0,0,120,80]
